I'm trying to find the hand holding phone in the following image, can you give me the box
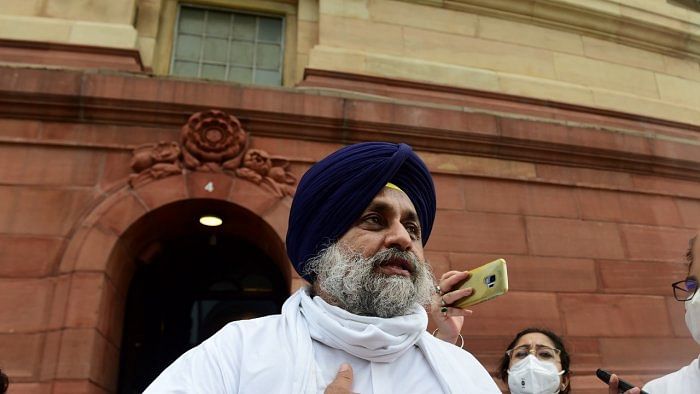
[596,369,647,394]
[453,259,508,309]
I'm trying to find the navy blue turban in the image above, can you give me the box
[286,142,436,281]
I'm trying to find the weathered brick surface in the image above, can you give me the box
[0,144,101,186]
[566,337,602,373]
[73,226,119,272]
[0,235,63,277]
[0,186,94,236]
[132,174,188,210]
[424,251,451,277]
[433,174,465,210]
[461,291,562,336]
[675,198,700,228]
[535,164,634,189]
[1,49,699,391]
[599,337,698,373]
[229,176,288,216]
[430,211,528,254]
[55,328,119,388]
[64,273,107,330]
[631,175,700,200]
[41,122,178,147]
[0,119,42,139]
[620,224,695,262]
[462,178,578,218]
[598,260,686,295]
[0,279,51,333]
[0,332,43,380]
[47,275,71,330]
[499,118,651,156]
[5,382,53,394]
[617,193,683,227]
[39,330,62,381]
[576,189,683,226]
[447,252,597,292]
[99,151,132,193]
[559,294,672,337]
[526,217,625,259]
[92,190,148,236]
[51,380,109,394]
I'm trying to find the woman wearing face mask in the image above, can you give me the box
[635,235,700,393]
[430,274,570,393]
[498,328,571,394]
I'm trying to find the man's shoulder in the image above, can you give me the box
[643,357,700,391]
[217,313,284,335]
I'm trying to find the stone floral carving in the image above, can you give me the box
[128,110,296,197]
[236,149,297,197]
[181,110,248,172]
[129,141,182,187]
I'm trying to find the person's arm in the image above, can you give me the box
[430,270,474,345]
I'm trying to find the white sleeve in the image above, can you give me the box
[143,327,240,394]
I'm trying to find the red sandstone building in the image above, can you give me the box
[1,1,699,393]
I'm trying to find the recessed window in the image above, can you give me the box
[171,5,284,86]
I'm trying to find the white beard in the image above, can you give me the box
[304,244,436,318]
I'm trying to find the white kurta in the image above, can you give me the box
[642,356,700,394]
[144,288,500,394]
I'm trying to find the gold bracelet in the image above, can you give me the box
[431,328,464,349]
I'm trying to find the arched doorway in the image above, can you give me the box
[113,198,290,393]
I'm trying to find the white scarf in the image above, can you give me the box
[302,290,426,362]
[282,287,495,393]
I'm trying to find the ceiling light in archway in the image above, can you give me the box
[199,215,223,227]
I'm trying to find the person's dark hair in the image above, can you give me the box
[687,236,697,273]
[497,328,571,394]
[0,368,9,394]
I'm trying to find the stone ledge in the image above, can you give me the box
[428,0,700,60]
[0,15,138,49]
[0,66,699,184]
[0,39,144,72]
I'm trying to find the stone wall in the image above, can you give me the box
[0,66,698,392]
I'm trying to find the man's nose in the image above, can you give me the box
[384,221,413,251]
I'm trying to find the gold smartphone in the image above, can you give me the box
[453,258,509,309]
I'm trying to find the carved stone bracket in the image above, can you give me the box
[129,110,297,197]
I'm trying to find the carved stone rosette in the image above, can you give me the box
[129,110,296,197]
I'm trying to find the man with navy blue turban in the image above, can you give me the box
[146,142,499,394]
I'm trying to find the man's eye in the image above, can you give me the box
[363,215,382,225]
[405,223,420,238]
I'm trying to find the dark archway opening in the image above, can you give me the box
[115,199,289,393]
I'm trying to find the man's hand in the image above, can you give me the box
[608,374,640,394]
[430,270,473,344]
[325,363,354,394]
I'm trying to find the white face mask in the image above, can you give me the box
[685,292,700,344]
[507,355,564,394]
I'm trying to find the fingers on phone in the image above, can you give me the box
[449,306,473,315]
[440,270,465,281]
[608,374,619,394]
[441,271,469,290]
[442,287,473,304]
